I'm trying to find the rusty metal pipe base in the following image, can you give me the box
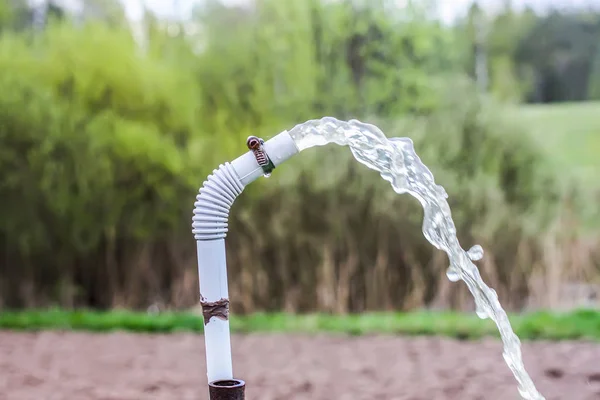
[209,379,245,400]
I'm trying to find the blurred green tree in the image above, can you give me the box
[0,0,590,312]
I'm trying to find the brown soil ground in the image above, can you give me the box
[0,331,599,400]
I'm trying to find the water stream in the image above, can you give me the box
[287,117,545,400]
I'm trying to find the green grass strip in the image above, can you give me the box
[1,309,600,341]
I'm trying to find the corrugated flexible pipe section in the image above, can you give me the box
[192,162,245,241]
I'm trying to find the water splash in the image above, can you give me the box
[288,117,545,400]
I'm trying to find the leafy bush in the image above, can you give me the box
[0,2,591,311]
[0,23,204,307]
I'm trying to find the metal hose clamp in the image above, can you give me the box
[246,136,275,176]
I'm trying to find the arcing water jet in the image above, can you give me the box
[192,118,545,400]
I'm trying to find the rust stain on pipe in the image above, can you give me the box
[209,379,245,400]
[200,296,230,325]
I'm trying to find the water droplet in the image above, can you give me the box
[476,307,489,320]
[446,267,460,282]
[475,302,489,319]
[467,245,484,261]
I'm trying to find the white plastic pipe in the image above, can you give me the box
[192,130,298,384]
[196,239,233,383]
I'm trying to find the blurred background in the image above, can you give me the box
[2,1,600,399]
[0,0,599,315]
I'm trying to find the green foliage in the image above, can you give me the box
[2,309,600,341]
[588,45,600,100]
[0,23,202,254]
[0,21,207,307]
[0,1,592,312]
[0,0,10,29]
[455,6,600,104]
[515,12,599,102]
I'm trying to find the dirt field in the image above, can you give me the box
[1,331,599,400]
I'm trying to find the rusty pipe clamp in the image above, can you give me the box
[247,136,275,177]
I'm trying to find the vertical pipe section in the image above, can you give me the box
[197,239,233,382]
[192,131,298,385]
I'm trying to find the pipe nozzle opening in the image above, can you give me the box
[209,379,246,400]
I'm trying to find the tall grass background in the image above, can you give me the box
[0,1,598,313]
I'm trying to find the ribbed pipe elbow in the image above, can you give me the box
[192,163,245,241]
